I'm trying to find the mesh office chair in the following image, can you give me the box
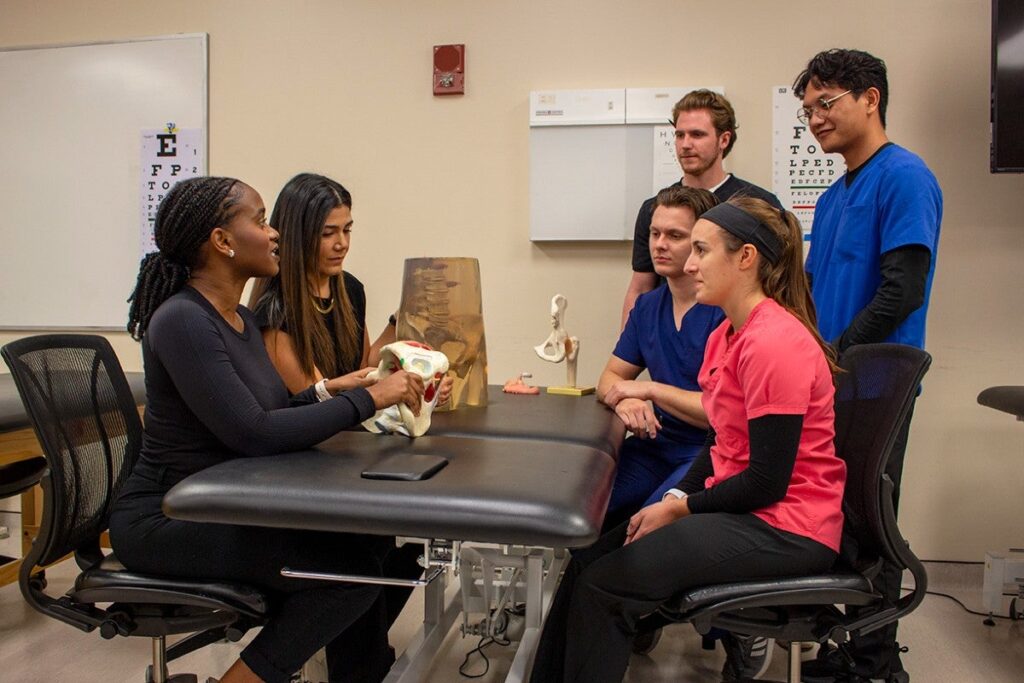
[653,343,932,683]
[2,334,270,683]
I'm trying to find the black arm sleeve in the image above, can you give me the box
[834,245,931,353]
[684,414,804,514]
[677,428,716,494]
[631,197,656,273]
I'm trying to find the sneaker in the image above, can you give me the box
[721,633,774,681]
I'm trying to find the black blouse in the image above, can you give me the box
[253,271,367,376]
[131,286,374,489]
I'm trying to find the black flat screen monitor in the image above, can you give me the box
[992,0,1024,172]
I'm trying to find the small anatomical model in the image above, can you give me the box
[533,294,593,396]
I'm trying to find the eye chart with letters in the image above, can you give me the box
[140,125,204,256]
[772,86,845,241]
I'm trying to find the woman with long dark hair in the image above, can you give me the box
[530,197,846,683]
[250,173,451,404]
[112,176,424,683]
[249,173,380,393]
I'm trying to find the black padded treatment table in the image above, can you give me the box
[163,388,624,683]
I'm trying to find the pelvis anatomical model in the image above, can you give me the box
[362,341,450,437]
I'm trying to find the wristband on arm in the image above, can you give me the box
[314,378,332,402]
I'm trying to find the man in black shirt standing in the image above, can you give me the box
[621,89,782,327]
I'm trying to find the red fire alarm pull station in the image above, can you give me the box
[433,44,465,95]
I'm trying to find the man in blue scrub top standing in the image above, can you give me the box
[793,49,943,683]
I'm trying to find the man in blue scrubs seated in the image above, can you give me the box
[793,48,943,683]
[597,185,724,532]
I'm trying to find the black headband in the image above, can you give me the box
[702,203,784,265]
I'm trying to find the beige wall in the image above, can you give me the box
[2,0,1022,560]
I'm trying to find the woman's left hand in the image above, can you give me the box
[325,367,376,394]
[625,498,688,544]
[437,375,454,405]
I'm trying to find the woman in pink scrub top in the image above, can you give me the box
[530,196,846,683]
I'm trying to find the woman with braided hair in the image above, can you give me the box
[111,176,425,683]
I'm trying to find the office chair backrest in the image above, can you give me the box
[1,334,142,571]
[832,343,931,575]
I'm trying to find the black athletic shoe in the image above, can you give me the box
[721,633,773,681]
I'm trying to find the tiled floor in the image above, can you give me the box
[1,559,1022,682]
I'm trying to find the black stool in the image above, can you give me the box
[0,455,46,565]
[978,386,1024,622]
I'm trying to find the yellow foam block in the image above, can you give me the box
[546,385,596,396]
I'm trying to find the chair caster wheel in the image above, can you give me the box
[632,626,663,655]
[28,570,46,590]
[146,667,198,683]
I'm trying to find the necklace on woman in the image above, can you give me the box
[312,296,335,314]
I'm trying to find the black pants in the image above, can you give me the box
[109,480,421,683]
[529,513,836,683]
[844,401,915,678]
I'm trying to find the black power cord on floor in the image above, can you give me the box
[458,607,517,678]
[915,558,1022,624]
[905,586,1014,621]
[458,634,513,679]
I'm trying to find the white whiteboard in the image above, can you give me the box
[0,34,208,329]
[529,125,648,240]
[529,86,722,241]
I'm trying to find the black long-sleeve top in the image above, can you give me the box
[831,245,931,353]
[131,286,375,489]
